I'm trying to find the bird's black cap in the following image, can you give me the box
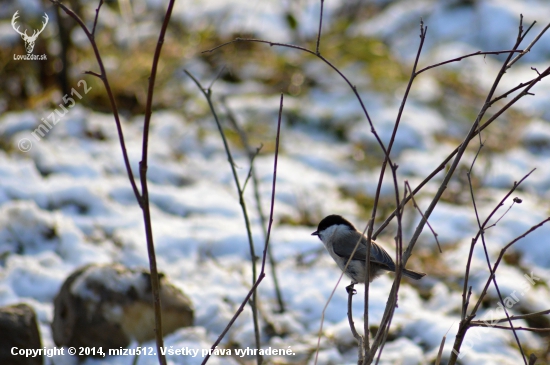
[311,214,356,236]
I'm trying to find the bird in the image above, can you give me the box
[312,215,425,288]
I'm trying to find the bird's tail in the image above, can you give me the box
[403,268,426,280]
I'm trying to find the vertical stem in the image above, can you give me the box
[185,72,261,364]
[315,0,325,55]
[198,93,283,365]
[138,2,176,363]
[50,1,177,363]
[222,100,286,313]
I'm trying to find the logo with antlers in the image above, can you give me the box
[12,11,49,54]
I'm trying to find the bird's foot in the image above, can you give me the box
[346,282,357,295]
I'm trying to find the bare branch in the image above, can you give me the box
[242,144,262,192]
[194,92,284,365]
[51,0,142,205]
[469,324,550,332]
[416,49,523,75]
[315,0,325,55]
[489,78,536,105]
[471,309,550,325]
[91,0,104,37]
[374,49,550,240]
[462,168,535,318]
[221,99,286,313]
[404,20,545,267]
[83,70,102,78]
[405,181,441,253]
[347,283,365,364]
[202,37,394,169]
[186,70,263,364]
[50,1,177,364]
[361,21,428,364]
[486,200,520,230]
[508,21,550,68]
[435,336,446,365]
[369,20,426,242]
[473,216,550,316]
[137,1,177,363]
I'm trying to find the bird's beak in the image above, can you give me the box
[311,231,319,236]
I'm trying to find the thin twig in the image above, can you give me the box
[375,65,548,240]
[202,38,393,164]
[374,316,393,365]
[84,70,102,78]
[469,324,550,332]
[373,20,550,240]
[363,220,371,356]
[366,279,399,363]
[460,169,535,321]
[204,38,311,55]
[404,17,541,267]
[196,93,284,365]
[450,217,550,365]
[185,70,263,364]
[315,0,325,55]
[365,25,427,359]
[91,0,104,37]
[347,283,364,364]
[374,170,407,364]
[435,336,446,365]
[466,134,526,362]
[50,1,176,363]
[221,98,286,313]
[405,181,441,253]
[50,0,142,205]
[472,217,550,316]
[241,145,262,192]
[486,200,519,229]
[435,323,454,365]
[209,65,227,90]
[314,273,346,365]
[489,78,536,105]
[368,164,405,364]
[508,21,550,68]
[471,309,550,325]
[367,21,427,362]
[416,49,523,75]
[367,20,426,244]
[138,1,177,363]
[462,286,472,321]
[347,284,360,339]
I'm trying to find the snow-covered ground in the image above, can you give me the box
[1,0,550,364]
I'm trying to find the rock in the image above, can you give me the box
[0,303,42,365]
[52,263,194,355]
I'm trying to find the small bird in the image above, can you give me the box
[312,215,425,286]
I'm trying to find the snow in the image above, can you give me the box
[70,264,148,302]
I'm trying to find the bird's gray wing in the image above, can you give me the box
[331,230,367,260]
[333,230,395,270]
